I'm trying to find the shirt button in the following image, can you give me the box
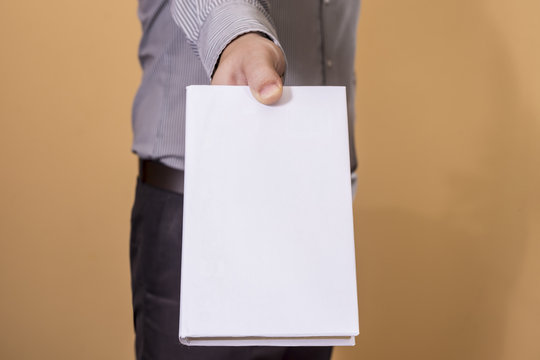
[326,59,333,68]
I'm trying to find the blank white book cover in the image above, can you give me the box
[180,86,359,346]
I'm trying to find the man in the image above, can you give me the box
[130,1,360,359]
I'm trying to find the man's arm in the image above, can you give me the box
[170,0,285,104]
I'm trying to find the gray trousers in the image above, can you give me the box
[130,180,333,359]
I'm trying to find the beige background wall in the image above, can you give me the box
[0,0,538,359]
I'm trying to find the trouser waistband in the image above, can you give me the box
[139,159,184,194]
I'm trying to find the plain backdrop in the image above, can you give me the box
[0,1,539,359]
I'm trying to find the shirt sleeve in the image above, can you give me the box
[170,0,284,79]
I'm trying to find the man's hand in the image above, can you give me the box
[212,33,286,105]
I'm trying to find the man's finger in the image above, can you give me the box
[245,62,283,105]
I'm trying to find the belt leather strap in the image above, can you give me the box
[139,159,184,194]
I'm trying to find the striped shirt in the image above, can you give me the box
[132,0,360,171]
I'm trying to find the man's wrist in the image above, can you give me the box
[198,2,282,80]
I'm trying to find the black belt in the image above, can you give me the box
[139,159,184,194]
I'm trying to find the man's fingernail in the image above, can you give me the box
[259,83,281,101]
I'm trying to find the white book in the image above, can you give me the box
[180,86,359,346]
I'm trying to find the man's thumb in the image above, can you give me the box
[257,81,283,104]
[246,61,283,105]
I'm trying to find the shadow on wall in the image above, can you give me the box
[336,0,535,359]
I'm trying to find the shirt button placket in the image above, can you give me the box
[321,0,334,84]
